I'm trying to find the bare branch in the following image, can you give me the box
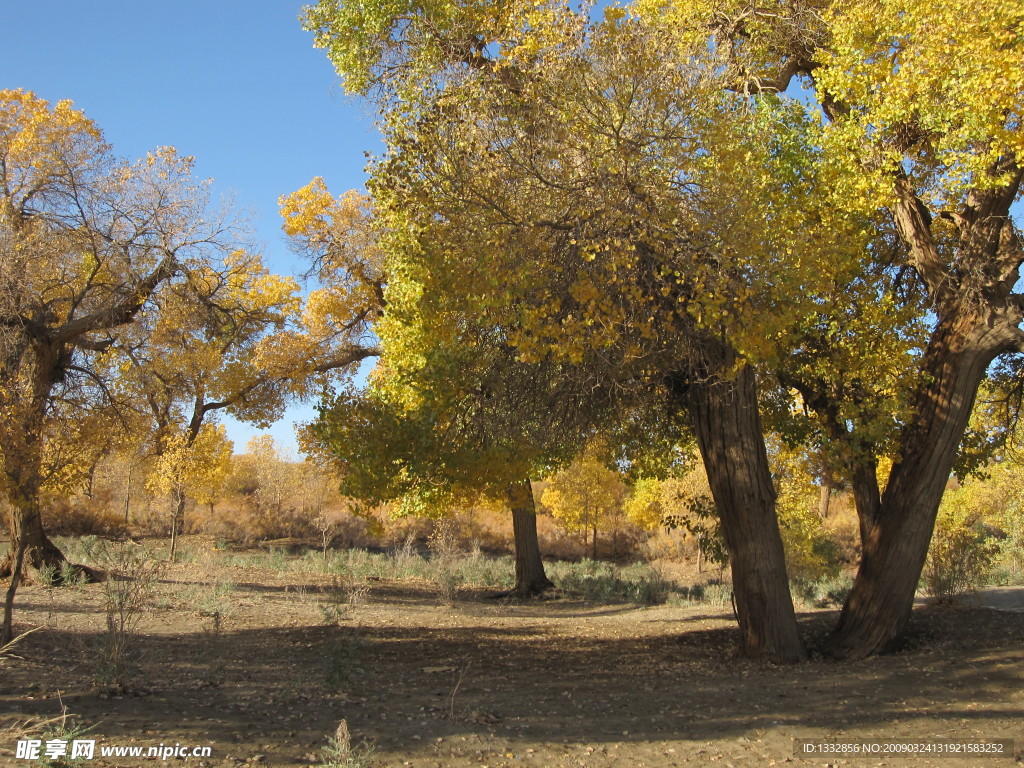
[54,252,179,345]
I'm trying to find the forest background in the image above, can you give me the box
[2,0,1024,667]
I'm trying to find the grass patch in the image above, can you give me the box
[548,559,685,605]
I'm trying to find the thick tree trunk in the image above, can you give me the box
[825,314,1012,659]
[3,502,66,576]
[1,453,93,587]
[1,343,72,581]
[508,478,553,596]
[688,345,805,662]
[850,458,882,553]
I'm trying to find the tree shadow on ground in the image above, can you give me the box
[3,600,1022,765]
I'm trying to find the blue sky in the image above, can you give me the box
[4,0,383,455]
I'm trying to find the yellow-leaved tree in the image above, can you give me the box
[111,183,382,560]
[146,424,233,552]
[625,467,727,572]
[305,0,1023,661]
[304,0,852,660]
[0,90,245,582]
[542,443,627,560]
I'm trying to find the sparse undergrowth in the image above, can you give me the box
[320,719,375,768]
[80,539,164,691]
[0,704,92,768]
[3,534,1022,768]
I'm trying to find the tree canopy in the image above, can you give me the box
[302,0,1023,660]
[0,89,247,575]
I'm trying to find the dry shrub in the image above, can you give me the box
[427,518,463,605]
[321,718,374,768]
[377,513,433,549]
[446,504,512,553]
[251,507,320,540]
[314,509,378,553]
[372,503,527,556]
[83,539,164,690]
[192,501,258,545]
[603,524,650,561]
[0,706,92,765]
[127,499,173,536]
[535,513,650,562]
[538,522,591,561]
[822,494,861,564]
[43,495,129,538]
[189,499,315,543]
[192,499,377,549]
[640,528,696,562]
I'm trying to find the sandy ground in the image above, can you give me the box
[974,586,1024,613]
[2,553,1023,768]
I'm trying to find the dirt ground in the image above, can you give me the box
[2,545,1023,768]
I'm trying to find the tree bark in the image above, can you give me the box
[168,485,187,563]
[1,416,68,581]
[1,342,74,581]
[1,448,96,586]
[825,313,1015,659]
[2,500,66,578]
[818,474,834,520]
[123,459,135,526]
[849,458,882,554]
[2,538,27,644]
[687,343,806,662]
[507,478,554,596]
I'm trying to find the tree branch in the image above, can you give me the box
[54,252,179,345]
[890,172,954,307]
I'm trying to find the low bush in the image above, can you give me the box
[794,573,854,608]
[43,496,129,538]
[924,501,998,601]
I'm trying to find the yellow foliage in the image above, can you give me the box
[624,478,666,531]
[542,445,626,536]
[818,0,1024,202]
[278,179,384,391]
[147,424,233,504]
[925,494,999,600]
[772,443,840,582]
[0,89,104,195]
[624,469,713,532]
[935,459,1024,583]
[0,89,249,534]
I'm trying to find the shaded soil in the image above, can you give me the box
[2,551,1023,767]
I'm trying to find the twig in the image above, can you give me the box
[447,662,471,721]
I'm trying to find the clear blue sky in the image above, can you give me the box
[4,0,382,455]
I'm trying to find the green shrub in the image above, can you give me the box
[794,573,853,608]
[992,507,1024,585]
[924,501,998,601]
[702,580,733,607]
[547,559,682,604]
[779,504,841,584]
